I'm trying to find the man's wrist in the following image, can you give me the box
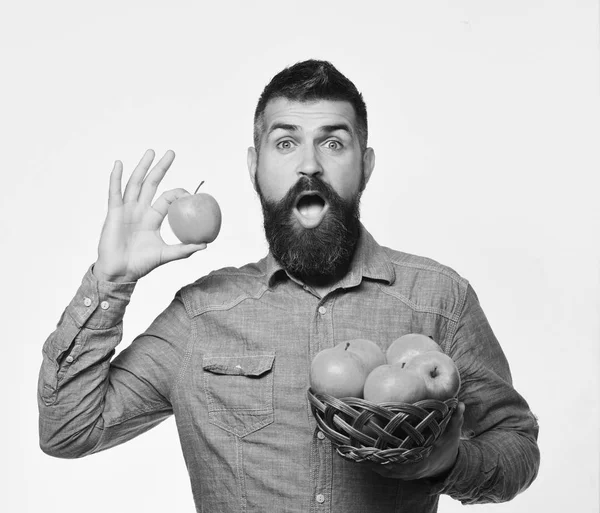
[424,442,466,496]
[92,263,137,284]
[428,460,455,482]
[423,442,460,482]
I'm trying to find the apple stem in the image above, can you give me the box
[194,181,205,194]
[345,342,350,351]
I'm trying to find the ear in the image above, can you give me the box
[361,147,375,189]
[247,147,258,191]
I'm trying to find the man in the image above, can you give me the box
[38,60,540,512]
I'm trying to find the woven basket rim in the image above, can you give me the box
[308,388,458,465]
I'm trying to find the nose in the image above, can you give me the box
[297,145,323,178]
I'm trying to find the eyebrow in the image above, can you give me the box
[267,123,299,136]
[266,122,354,138]
[319,123,354,136]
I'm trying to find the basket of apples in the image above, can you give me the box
[307,334,460,465]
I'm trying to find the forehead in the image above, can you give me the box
[262,98,358,132]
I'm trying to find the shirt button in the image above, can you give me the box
[65,355,74,363]
[83,297,92,307]
[318,306,327,315]
[100,301,110,310]
[316,494,325,504]
[317,431,325,440]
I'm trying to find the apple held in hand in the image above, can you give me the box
[386,333,443,367]
[363,364,429,404]
[310,341,376,398]
[404,351,461,400]
[168,181,222,244]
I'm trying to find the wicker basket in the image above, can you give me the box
[307,388,458,465]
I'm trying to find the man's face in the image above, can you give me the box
[247,98,375,279]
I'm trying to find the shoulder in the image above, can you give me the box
[383,246,468,286]
[381,245,470,321]
[177,258,270,317]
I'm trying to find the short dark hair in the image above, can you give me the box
[253,59,368,153]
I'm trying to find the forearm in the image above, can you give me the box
[435,283,541,503]
[432,419,540,503]
[38,266,136,457]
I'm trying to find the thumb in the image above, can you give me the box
[162,242,207,263]
[448,402,465,433]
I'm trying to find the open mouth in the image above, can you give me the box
[293,191,329,228]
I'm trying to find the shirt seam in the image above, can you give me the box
[388,258,467,286]
[445,282,471,351]
[186,284,271,318]
[205,269,267,279]
[173,299,196,395]
[376,283,462,322]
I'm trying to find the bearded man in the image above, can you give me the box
[38,60,540,512]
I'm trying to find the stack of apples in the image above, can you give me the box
[309,334,461,403]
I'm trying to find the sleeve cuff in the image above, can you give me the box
[67,265,137,329]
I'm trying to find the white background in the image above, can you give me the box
[2,1,598,512]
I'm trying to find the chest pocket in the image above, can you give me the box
[202,354,275,437]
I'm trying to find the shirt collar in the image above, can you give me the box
[265,223,396,289]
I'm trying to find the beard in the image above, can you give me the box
[256,174,364,280]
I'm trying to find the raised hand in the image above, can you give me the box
[93,149,207,283]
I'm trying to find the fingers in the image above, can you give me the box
[446,402,465,438]
[453,402,465,428]
[113,149,177,206]
[108,160,123,208]
[150,187,191,218]
[162,242,207,263]
[138,150,176,205]
[123,149,156,203]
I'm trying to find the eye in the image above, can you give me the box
[324,140,342,151]
[276,139,295,151]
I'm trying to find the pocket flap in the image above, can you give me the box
[202,354,275,377]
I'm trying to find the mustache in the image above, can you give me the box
[279,176,341,211]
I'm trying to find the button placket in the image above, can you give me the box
[310,297,334,512]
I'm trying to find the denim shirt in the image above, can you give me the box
[38,225,539,512]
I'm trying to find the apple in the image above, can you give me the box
[386,333,443,367]
[310,342,370,398]
[344,339,386,375]
[168,181,222,244]
[404,351,461,400]
[363,364,429,404]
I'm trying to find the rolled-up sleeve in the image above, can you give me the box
[38,265,191,458]
[429,284,540,503]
